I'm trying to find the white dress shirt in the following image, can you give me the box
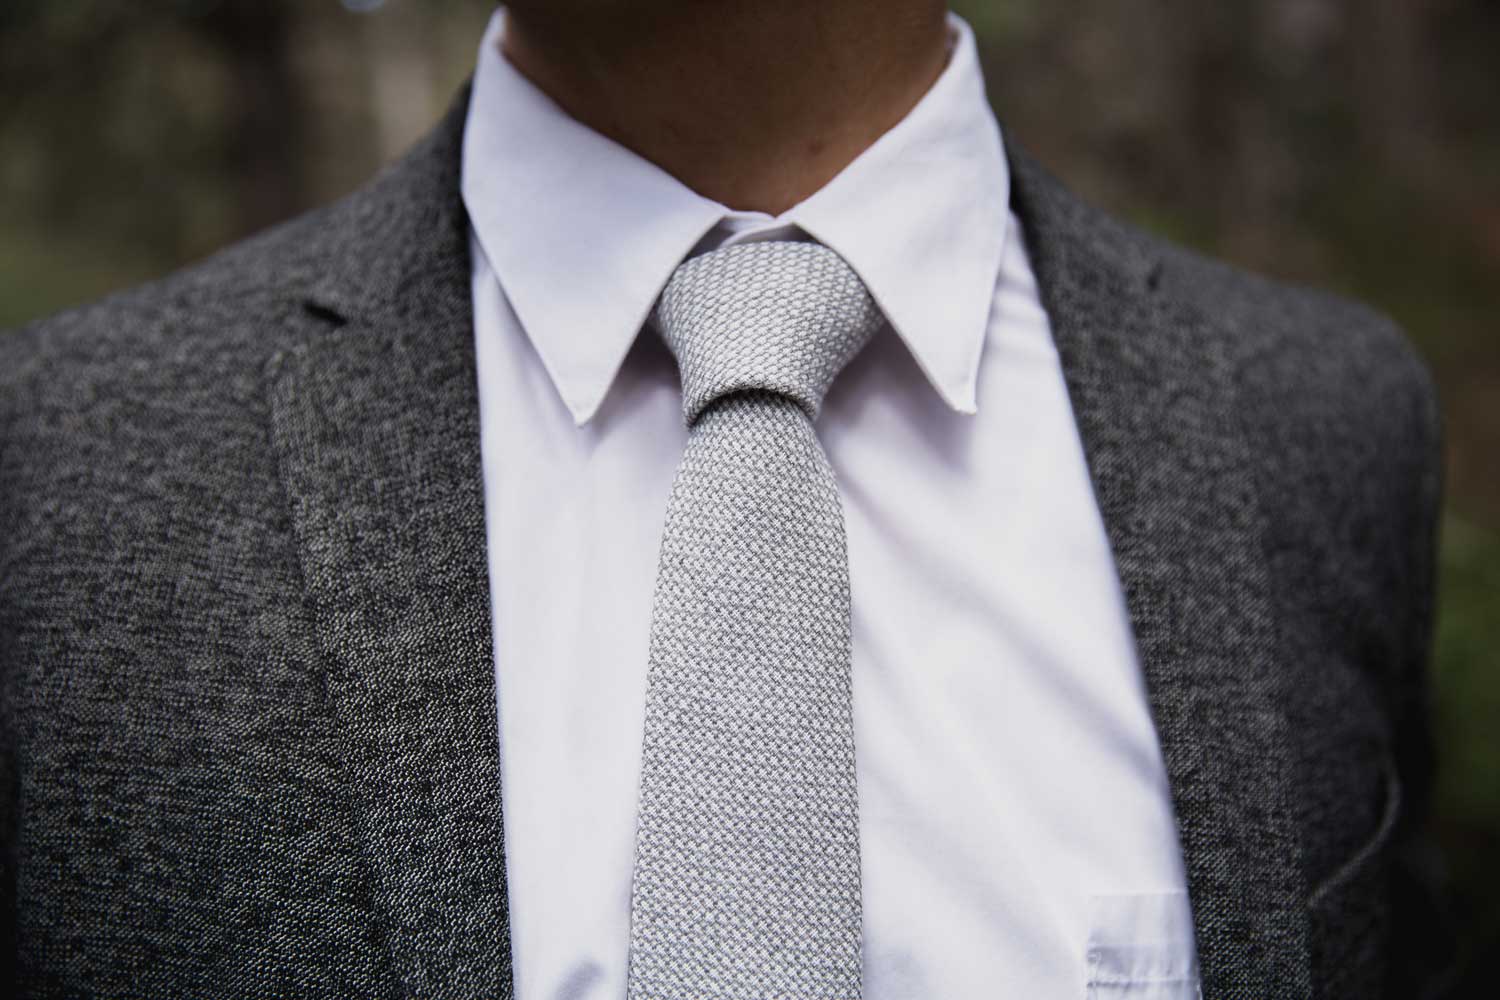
[462,9,1200,999]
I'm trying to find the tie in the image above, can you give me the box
[627,241,883,1000]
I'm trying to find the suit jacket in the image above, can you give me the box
[0,92,1445,998]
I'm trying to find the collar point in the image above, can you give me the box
[563,391,605,427]
[932,379,980,416]
[949,395,980,416]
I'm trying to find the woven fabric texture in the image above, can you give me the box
[628,243,883,1000]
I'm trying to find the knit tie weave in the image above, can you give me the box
[627,241,884,1000]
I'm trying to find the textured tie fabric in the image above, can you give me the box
[627,241,885,1000]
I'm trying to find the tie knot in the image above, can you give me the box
[656,241,885,424]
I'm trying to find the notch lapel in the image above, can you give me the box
[1009,150,1312,997]
[265,94,513,998]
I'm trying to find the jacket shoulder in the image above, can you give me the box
[0,88,466,421]
[0,195,360,581]
[1,200,340,402]
[1169,228,1439,530]
[1154,234,1436,426]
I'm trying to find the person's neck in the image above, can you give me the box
[501,0,950,215]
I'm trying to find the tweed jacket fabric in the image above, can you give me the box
[0,91,1445,998]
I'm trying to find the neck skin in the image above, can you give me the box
[501,0,950,215]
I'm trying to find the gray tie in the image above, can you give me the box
[627,241,883,1000]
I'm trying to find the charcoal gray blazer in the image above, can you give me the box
[0,91,1447,998]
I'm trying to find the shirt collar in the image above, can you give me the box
[462,8,1009,425]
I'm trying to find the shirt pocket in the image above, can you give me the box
[1085,891,1201,999]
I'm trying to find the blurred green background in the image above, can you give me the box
[2,0,1495,989]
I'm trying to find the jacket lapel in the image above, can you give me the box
[265,94,513,998]
[1009,150,1312,998]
